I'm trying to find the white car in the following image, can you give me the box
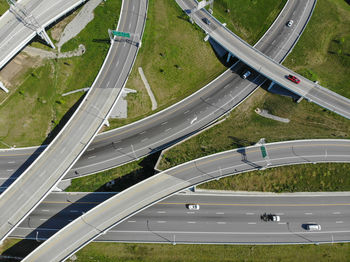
[287,20,293,27]
[272,215,280,222]
[187,204,200,210]
[306,224,321,231]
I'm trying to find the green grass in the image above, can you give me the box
[1,239,349,261]
[211,0,287,44]
[75,242,350,262]
[201,163,350,192]
[283,0,350,98]
[0,0,7,15]
[0,0,122,147]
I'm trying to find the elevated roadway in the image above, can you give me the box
[0,0,318,186]
[11,192,350,244]
[0,0,87,69]
[23,139,350,261]
[177,0,350,119]
[0,0,148,243]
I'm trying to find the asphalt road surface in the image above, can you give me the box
[12,192,350,244]
[0,0,318,186]
[0,0,147,243]
[23,139,350,261]
[177,0,350,119]
[0,0,86,69]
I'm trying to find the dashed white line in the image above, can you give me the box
[40,219,47,221]
[86,148,94,152]
[157,221,166,223]
[246,213,255,215]
[248,222,256,225]
[141,138,148,142]
[161,121,168,125]
[165,128,172,132]
[304,213,313,215]
[140,131,146,135]
[6,169,14,172]
[7,161,15,164]
[41,210,50,212]
[278,222,287,225]
[336,221,343,224]
[217,222,226,224]
[333,212,341,215]
[276,213,284,215]
[187,221,196,224]
[184,110,190,114]
[216,212,224,215]
[116,148,123,151]
[88,155,96,159]
[187,212,195,214]
[127,220,136,223]
[157,211,166,214]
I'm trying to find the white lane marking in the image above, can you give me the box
[217,222,226,224]
[40,219,47,221]
[278,222,287,225]
[41,210,50,212]
[307,222,316,224]
[187,212,195,214]
[140,131,146,134]
[70,210,79,213]
[336,221,343,224]
[88,155,96,159]
[157,221,166,223]
[107,80,111,87]
[116,148,123,151]
[161,121,168,125]
[141,138,148,142]
[7,161,15,164]
[116,60,120,67]
[184,110,190,114]
[187,221,196,224]
[165,128,172,132]
[276,213,284,215]
[333,212,341,215]
[246,213,255,215]
[6,169,14,172]
[68,219,73,222]
[133,5,135,11]
[248,222,256,225]
[305,213,313,215]
[157,211,166,214]
[127,220,136,223]
[216,212,224,215]
[86,148,94,152]
[190,116,198,125]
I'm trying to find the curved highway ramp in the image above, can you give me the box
[0,0,147,244]
[23,139,350,261]
[177,0,350,120]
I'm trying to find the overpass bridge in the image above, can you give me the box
[0,0,88,69]
[177,0,350,120]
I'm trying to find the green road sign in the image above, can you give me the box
[111,30,130,38]
[260,146,267,158]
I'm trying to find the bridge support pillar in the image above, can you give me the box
[104,119,110,127]
[204,34,210,42]
[37,28,55,49]
[267,81,275,91]
[295,96,304,103]
[226,52,232,63]
[0,81,9,93]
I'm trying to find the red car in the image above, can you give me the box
[287,74,300,84]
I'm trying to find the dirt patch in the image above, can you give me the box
[50,10,79,42]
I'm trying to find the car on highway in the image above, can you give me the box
[306,224,321,231]
[202,17,211,25]
[287,20,294,27]
[242,70,251,79]
[186,204,200,210]
[287,74,300,84]
[261,213,280,222]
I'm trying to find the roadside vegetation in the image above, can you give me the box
[1,239,349,261]
[0,0,122,147]
[158,0,350,192]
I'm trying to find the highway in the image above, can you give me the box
[11,192,350,244]
[0,0,87,69]
[0,0,147,243]
[177,0,350,120]
[0,0,318,186]
[23,139,350,261]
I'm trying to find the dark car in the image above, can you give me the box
[287,74,300,84]
[202,17,211,25]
